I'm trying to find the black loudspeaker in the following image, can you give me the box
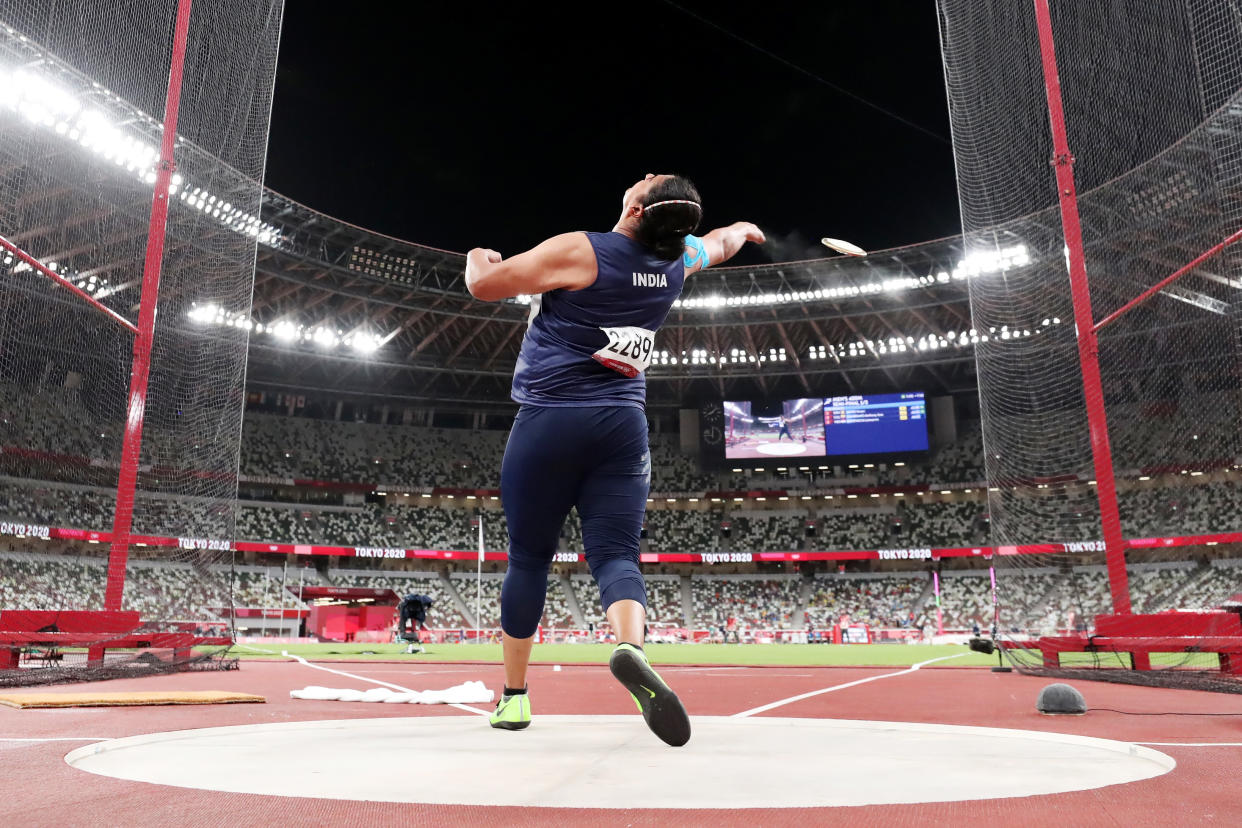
[969,636,1013,672]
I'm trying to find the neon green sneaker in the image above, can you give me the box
[489,691,531,731]
[609,643,691,746]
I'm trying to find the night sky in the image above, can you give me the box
[264,2,960,266]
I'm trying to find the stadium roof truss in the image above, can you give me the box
[5,24,1239,413]
[244,217,985,410]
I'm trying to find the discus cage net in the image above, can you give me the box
[938,0,1242,691]
[0,0,283,685]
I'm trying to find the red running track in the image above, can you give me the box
[2,659,1241,826]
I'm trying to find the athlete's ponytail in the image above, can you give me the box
[636,175,702,261]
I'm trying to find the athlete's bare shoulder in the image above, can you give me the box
[465,232,597,301]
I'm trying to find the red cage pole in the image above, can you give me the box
[1032,0,1133,616]
[0,235,138,334]
[104,0,195,612]
[1094,226,1242,333]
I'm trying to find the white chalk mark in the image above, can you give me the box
[281,651,490,716]
[732,653,969,718]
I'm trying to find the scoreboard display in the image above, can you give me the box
[700,390,930,466]
[823,392,928,455]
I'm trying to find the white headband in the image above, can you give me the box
[644,199,702,211]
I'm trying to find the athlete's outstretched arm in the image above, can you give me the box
[684,222,765,275]
[465,232,597,302]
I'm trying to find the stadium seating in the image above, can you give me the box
[568,575,606,625]
[241,413,510,489]
[0,551,303,620]
[645,576,684,625]
[564,574,684,627]
[1193,558,1242,609]
[5,388,1242,641]
[6,387,1242,555]
[729,513,804,553]
[0,549,103,611]
[643,509,721,554]
[974,568,1061,630]
[236,501,498,550]
[7,383,1242,500]
[7,474,1242,564]
[985,561,1208,632]
[690,576,801,628]
[449,573,503,627]
[804,574,924,628]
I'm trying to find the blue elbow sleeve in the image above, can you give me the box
[683,234,710,270]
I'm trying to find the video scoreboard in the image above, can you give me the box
[701,391,929,464]
[823,392,929,455]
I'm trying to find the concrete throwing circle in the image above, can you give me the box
[65,716,1174,808]
[753,441,808,456]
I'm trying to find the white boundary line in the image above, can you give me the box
[281,651,490,716]
[342,668,490,675]
[731,653,969,718]
[1137,742,1242,747]
[663,666,740,672]
[0,737,113,742]
[233,643,279,655]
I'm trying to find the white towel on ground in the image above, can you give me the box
[290,680,494,705]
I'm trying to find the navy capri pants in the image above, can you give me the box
[499,404,650,638]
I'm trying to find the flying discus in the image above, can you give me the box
[822,237,867,257]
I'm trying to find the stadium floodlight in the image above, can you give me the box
[187,304,217,324]
[1,61,282,249]
[674,245,1031,311]
[310,327,339,348]
[271,320,299,342]
[349,332,381,354]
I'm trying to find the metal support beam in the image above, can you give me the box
[772,314,810,394]
[408,313,459,358]
[738,313,768,395]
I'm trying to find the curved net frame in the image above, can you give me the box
[0,0,283,685]
[938,0,1242,689]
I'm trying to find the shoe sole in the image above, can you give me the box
[609,648,691,747]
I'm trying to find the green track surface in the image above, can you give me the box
[232,641,1001,667]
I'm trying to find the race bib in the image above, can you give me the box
[592,325,655,378]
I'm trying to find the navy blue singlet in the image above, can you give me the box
[510,231,685,408]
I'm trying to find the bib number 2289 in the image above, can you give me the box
[592,326,655,378]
